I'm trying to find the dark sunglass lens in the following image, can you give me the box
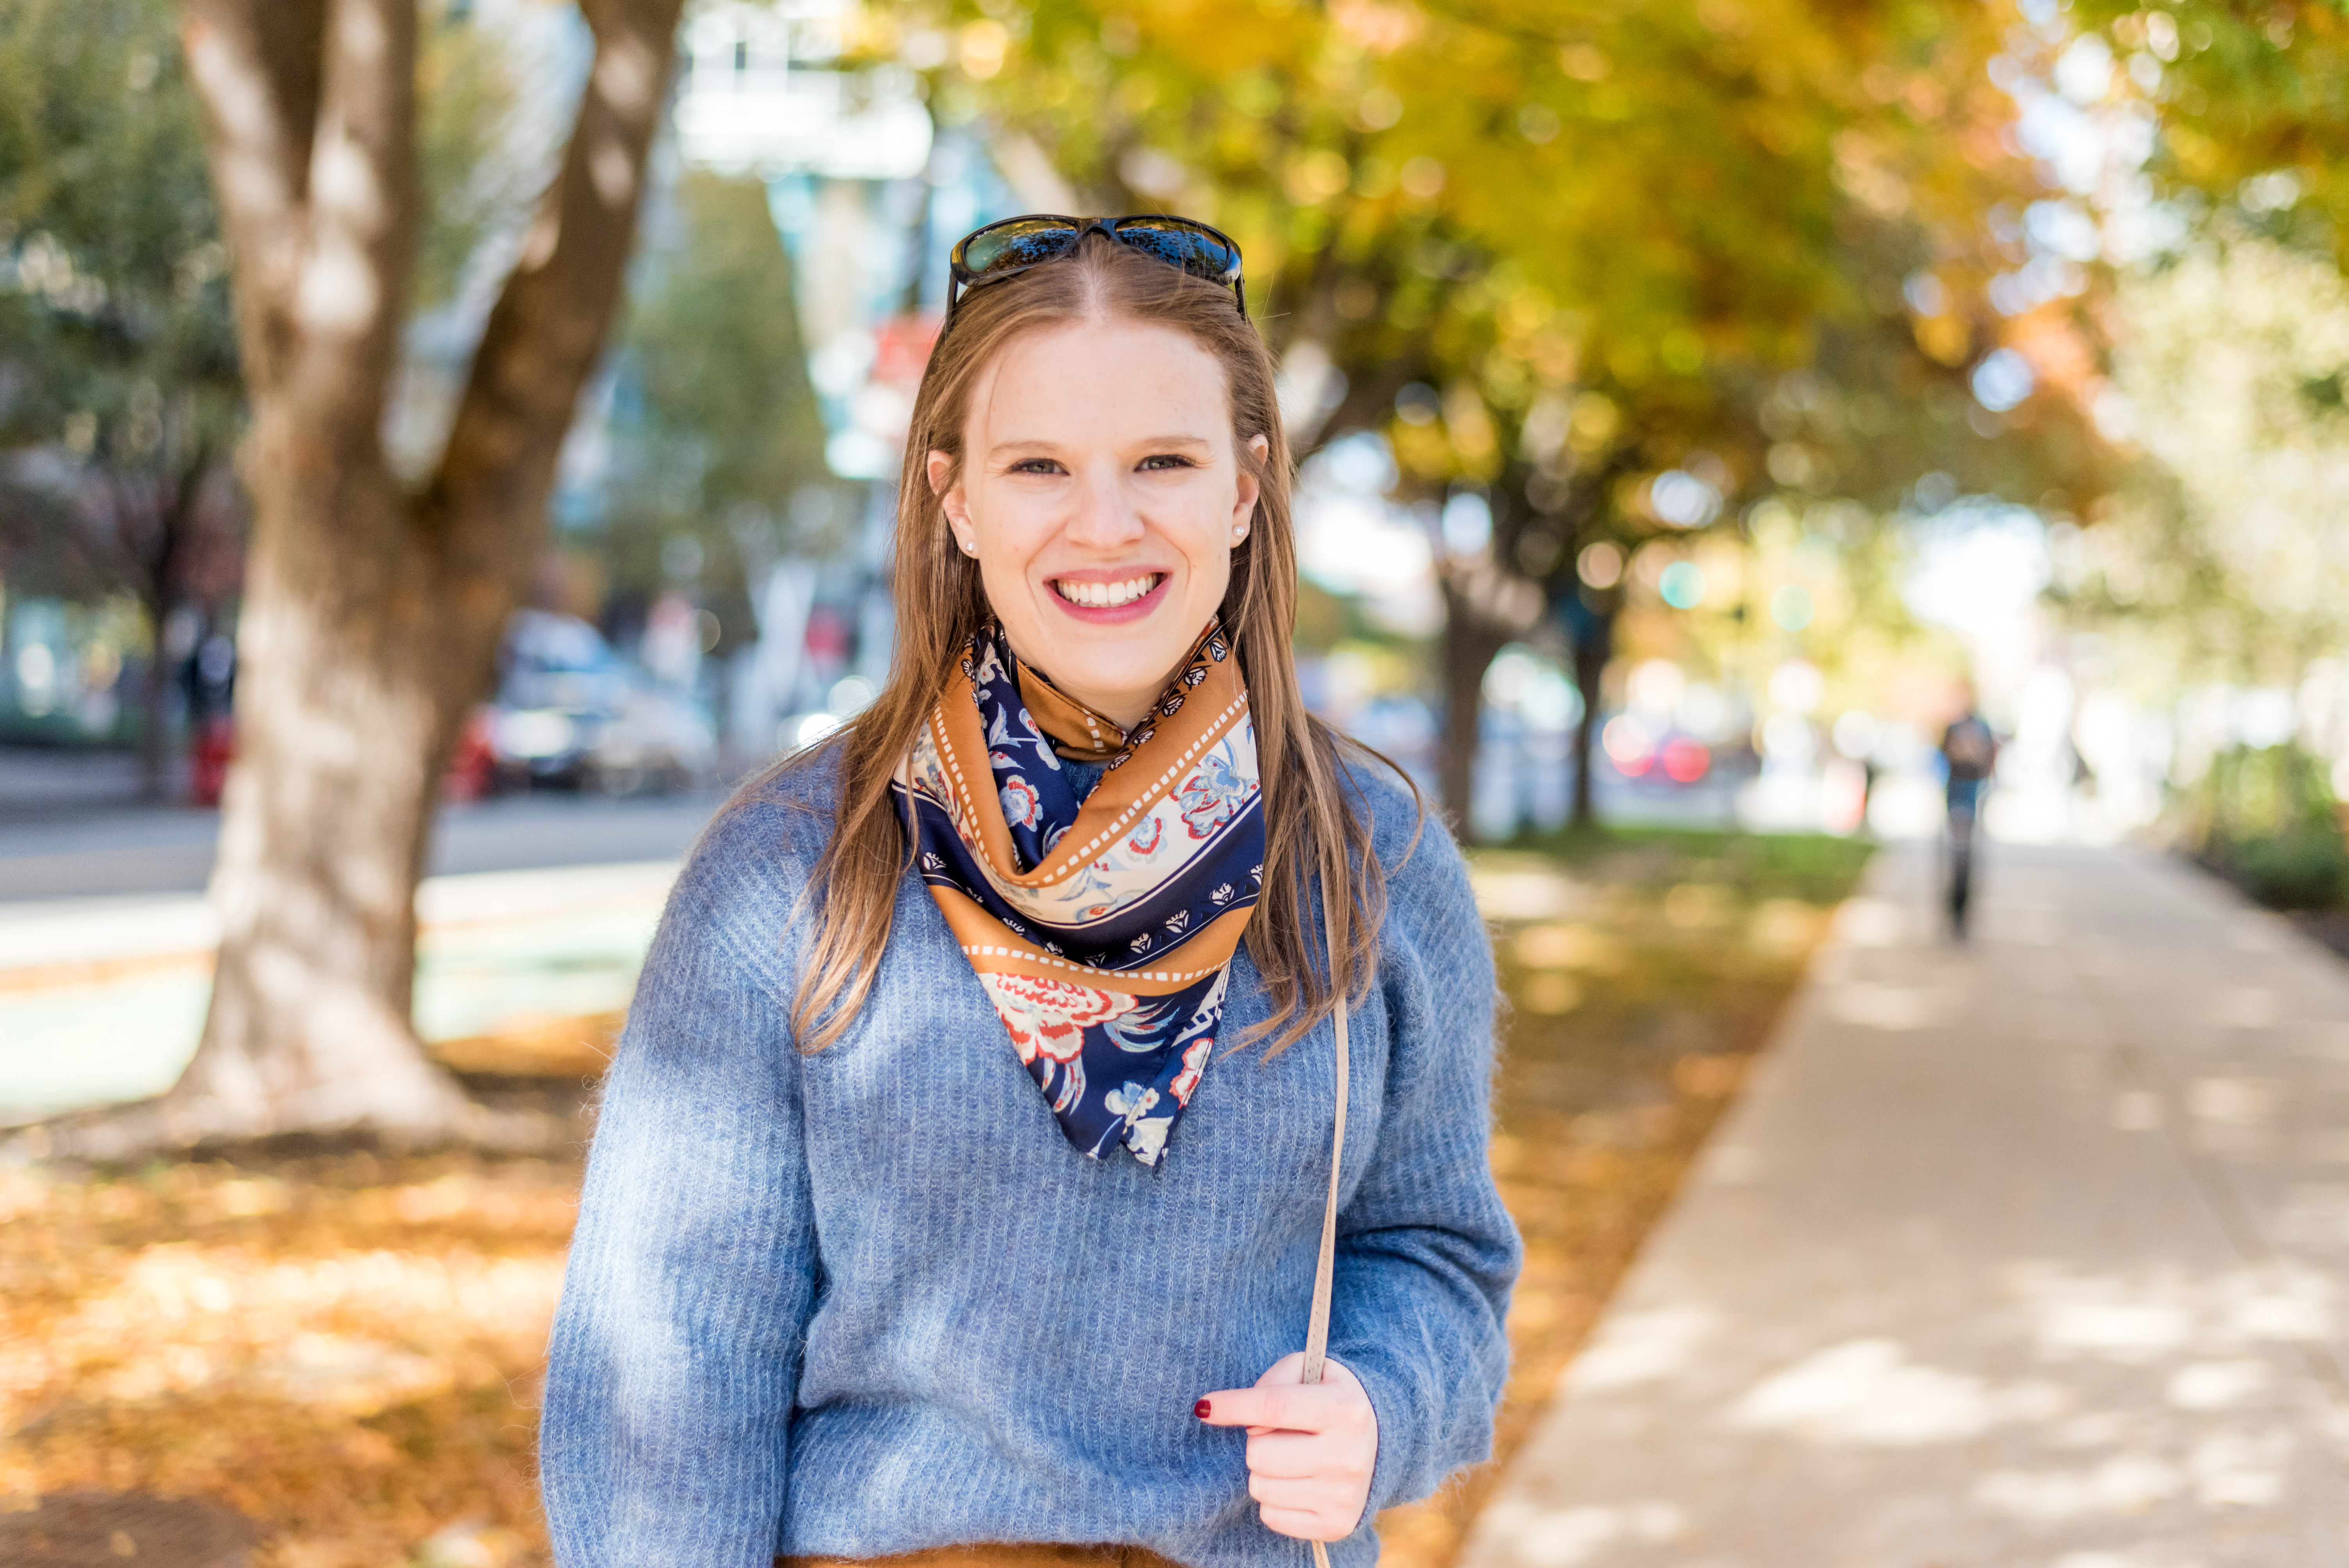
[1114,221,1237,280]
[962,220,1081,276]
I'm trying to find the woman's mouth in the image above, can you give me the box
[1051,572,1165,611]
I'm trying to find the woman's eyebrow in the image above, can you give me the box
[986,434,1217,454]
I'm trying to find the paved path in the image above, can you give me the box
[1463,843,2349,1568]
[0,789,725,902]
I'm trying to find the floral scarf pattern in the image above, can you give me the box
[893,620,1263,1166]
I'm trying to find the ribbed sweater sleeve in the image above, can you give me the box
[1325,805,1520,1527]
[540,828,816,1568]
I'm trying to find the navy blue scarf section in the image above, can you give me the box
[896,623,1265,1165]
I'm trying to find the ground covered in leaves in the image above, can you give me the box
[1,829,1871,1568]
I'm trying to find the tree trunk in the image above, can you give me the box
[35,0,683,1157]
[131,453,211,803]
[1568,602,1612,830]
[169,430,479,1139]
[1437,579,1510,837]
[137,593,177,804]
[135,490,173,805]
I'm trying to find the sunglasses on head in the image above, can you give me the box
[945,214,1247,326]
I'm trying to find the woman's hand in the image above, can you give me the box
[1196,1352,1379,1541]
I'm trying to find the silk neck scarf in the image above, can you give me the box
[893,619,1264,1165]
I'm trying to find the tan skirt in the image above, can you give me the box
[782,1548,1187,1568]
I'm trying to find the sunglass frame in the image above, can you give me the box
[945,214,1248,324]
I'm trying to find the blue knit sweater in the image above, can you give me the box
[538,750,1518,1567]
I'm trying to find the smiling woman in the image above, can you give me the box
[538,225,1520,1568]
[931,318,1267,727]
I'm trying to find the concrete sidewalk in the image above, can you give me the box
[1463,843,2349,1568]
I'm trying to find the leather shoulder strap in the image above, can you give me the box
[1299,867,1353,1566]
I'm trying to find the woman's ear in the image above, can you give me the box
[929,451,977,553]
[1233,434,1270,527]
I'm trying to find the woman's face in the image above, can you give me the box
[931,317,1266,730]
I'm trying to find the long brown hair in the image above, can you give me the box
[780,232,1419,1053]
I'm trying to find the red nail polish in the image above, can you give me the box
[1194,1398,1212,1420]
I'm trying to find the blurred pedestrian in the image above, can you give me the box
[1942,691,1998,938]
[182,630,235,807]
[540,219,1519,1566]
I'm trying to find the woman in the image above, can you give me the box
[540,216,1519,1568]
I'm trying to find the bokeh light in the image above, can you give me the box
[1659,561,1707,609]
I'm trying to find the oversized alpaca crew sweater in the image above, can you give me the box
[538,753,1520,1567]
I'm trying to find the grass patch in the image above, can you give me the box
[1518,822,1878,903]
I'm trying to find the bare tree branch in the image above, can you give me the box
[178,0,326,392]
[282,0,418,436]
[425,0,683,574]
[1301,356,1424,465]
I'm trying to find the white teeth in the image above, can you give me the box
[1059,574,1159,608]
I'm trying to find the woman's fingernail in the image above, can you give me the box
[1194,1399,1212,1420]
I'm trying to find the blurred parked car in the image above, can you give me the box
[484,610,716,795]
[1600,713,1717,786]
[173,612,715,807]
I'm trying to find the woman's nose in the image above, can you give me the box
[1062,467,1148,549]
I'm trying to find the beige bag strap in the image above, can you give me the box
[1300,867,1352,1568]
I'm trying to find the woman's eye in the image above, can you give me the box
[1138,454,1197,471]
[1008,458,1066,475]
